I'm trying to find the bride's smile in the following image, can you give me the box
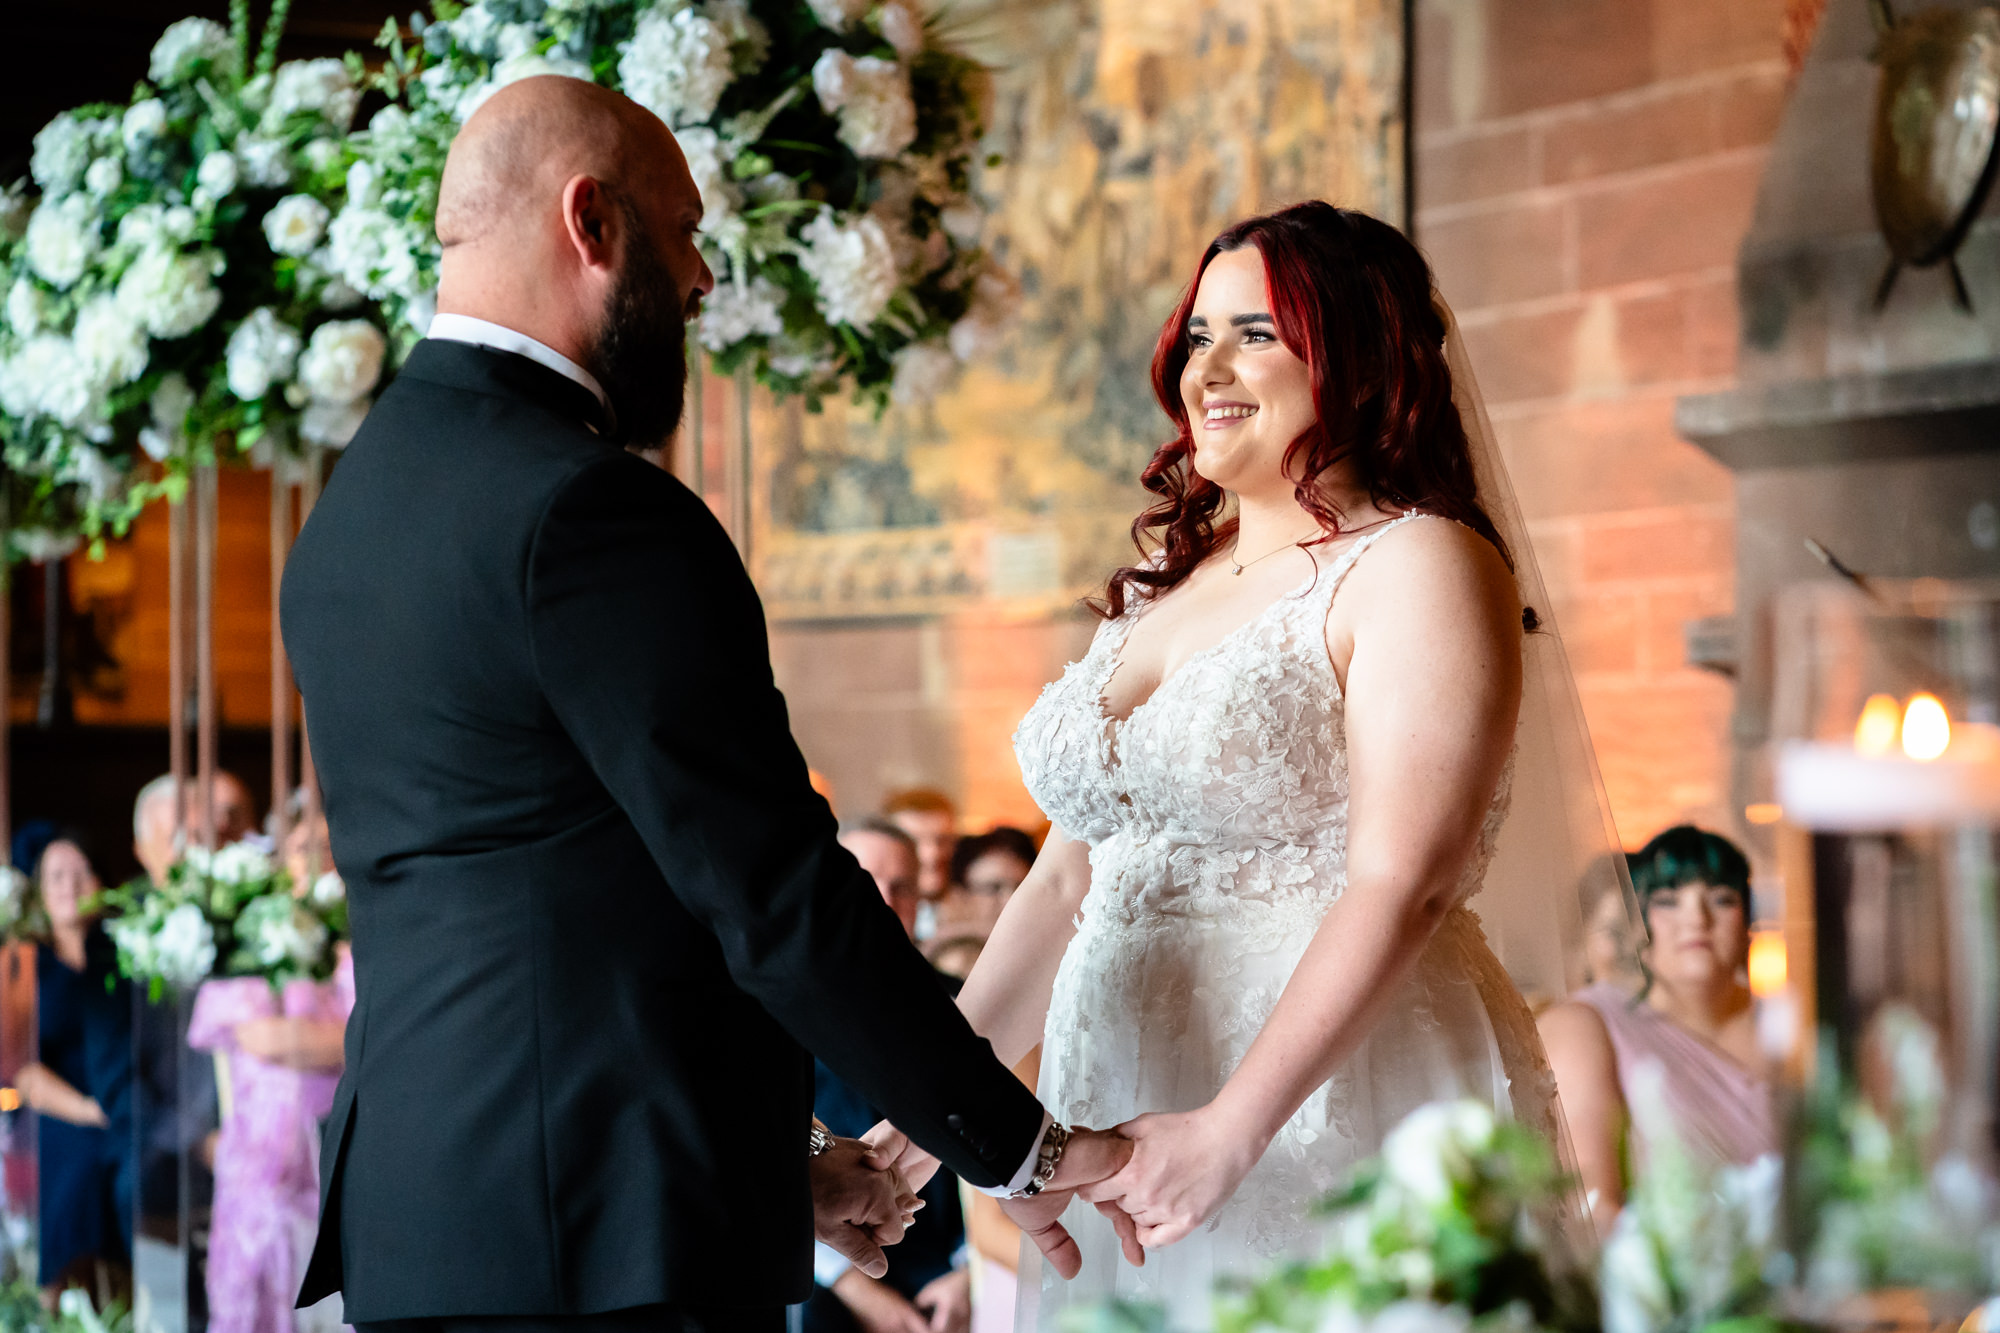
[1178,246,1318,496]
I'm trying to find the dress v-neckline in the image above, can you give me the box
[1092,513,1421,731]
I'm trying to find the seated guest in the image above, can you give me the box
[883,788,958,942]
[131,771,260,889]
[1539,826,1773,1229]
[801,819,970,1333]
[17,835,134,1308]
[926,827,1038,979]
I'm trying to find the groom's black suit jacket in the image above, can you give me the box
[281,340,1045,1321]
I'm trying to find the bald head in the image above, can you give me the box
[432,75,715,445]
[438,77,681,250]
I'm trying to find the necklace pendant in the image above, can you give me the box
[1231,564,1243,576]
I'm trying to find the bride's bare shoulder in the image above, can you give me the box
[1339,513,1518,626]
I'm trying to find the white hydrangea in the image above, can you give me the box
[71,296,149,389]
[195,150,239,202]
[7,279,51,337]
[185,840,276,885]
[0,867,25,934]
[620,5,735,128]
[116,203,198,253]
[676,127,739,231]
[236,136,292,188]
[239,893,329,970]
[31,113,99,196]
[309,871,346,907]
[151,902,218,987]
[25,194,101,289]
[116,245,224,339]
[804,0,870,30]
[704,0,771,67]
[264,194,331,257]
[875,0,926,57]
[149,17,233,85]
[84,156,124,198]
[268,59,361,128]
[698,277,785,351]
[450,3,505,57]
[64,445,122,503]
[811,52,918,159]
[225,308,303,401]
[797,210,898,329]
[0,335,97,427]
[122,98,169,154]
[13,529,83,563]
[298,318,386,411]
[325,205,421,300]
[889,341,955,406]
[0,182,30,240]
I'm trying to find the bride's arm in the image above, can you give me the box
[1083,519,1522,1247]
[956,826,1092,1067]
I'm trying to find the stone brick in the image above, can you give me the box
[1418,197,1572,309]
[1577,675,1737,842]
[1459,304,1588,403]
[1547,590,1644,674]
[1542,86,1715,185]
[1483,0,1657,118]
[1652,0,1788,79]
[1578,507,1736,583]
[1417,125,1538,208]
[1685,272,1742,378]
[1574,153,1765,288]
[1495,395,1736,520]
[1638,583,1737,675]
[1613,286,1700,386]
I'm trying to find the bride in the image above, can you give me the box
[885,201,1608,1327]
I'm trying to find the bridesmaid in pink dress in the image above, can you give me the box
[1539,826,1774,1232]
[186,814,352,1333]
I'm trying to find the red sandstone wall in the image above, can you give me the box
[1414,0,1788,845]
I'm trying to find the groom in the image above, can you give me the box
[281,77,1127,1333]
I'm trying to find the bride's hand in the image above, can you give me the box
[861,1119,942,1191]
[1079,1106,1265,1249]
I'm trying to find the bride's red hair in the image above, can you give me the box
[1093,202,1510,620]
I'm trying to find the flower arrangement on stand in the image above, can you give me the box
[0,3,392,562]
[0,1283,135,1333]
[337,0,1019,410]
[99,839,346,997]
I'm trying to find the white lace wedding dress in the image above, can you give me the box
[1012,513,1561,1330]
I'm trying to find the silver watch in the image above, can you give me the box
[808,1124,836,1157]
[1010,1122,1072,1199]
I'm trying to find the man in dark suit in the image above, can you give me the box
[280,77,1130,1333]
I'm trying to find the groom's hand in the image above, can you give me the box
[811,1135,923,1279]
[861,1119,941,1191]
[998,1127,1141,1279]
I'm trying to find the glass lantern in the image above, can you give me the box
[1769,578,2000,1325]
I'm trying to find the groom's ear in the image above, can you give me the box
[560,176,617,276]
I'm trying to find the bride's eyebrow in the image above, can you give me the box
[1186,312,1275,328]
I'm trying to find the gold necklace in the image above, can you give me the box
[1228,538,1306,576]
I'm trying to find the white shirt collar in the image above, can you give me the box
[425,313,615,432]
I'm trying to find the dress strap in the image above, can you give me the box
[1306,509,1432,611]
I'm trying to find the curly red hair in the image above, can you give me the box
[1094,202,1510,620]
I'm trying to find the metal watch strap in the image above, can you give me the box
[1012,1122,1072,1198]
[808,1124,836,1157]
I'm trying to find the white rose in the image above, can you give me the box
[7,279,51,337]
[71,296,150,388]
[264,194,331,257]
[150,17,233,85]
[948,267,1020,362]
[12,528,83,563]
[697,276,785,352]
[301,398,370,447]
[456,52,596,123]
[196,150,239,200]
[702,0,771,66]
[346,159,381,207]
[676,127,739,232]
[208,841,275,884]
[298,319,386,407]
[140,371,195,460]
[309,871,346,906]
[889,341,955,406]
[367,104,412,141]
[84,156,123,198]
[811,52,917,159]
[268,59,361,129]
[451,3,504,56]
[25,193,102,289]
[1600,1214,1673,1333]
[804,0,869,30]
[116,245,224,339]
[226,308,304,401]
[237,136,292,188]
[325,205,421,300]
[0,181,30,239]
[31,113,97,195]
[1380,1100,1495,1206]
[619,5,735,128]
[63,445,122,503]
[798,210,898,329]
[122,99,169,154]
[875,0,926,56]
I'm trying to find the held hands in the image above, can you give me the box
[810,1133,923,1280]
[997,1127,1138,1279]
[1079,1103,1267,1251]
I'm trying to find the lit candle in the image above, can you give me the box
[1778,702,2000,829]
[1749,928,1797,1060]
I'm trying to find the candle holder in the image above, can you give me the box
[1770,579,2000,1324]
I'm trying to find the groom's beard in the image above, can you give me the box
[595,209,692,449]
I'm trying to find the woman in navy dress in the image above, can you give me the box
[16,836,134,1303]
